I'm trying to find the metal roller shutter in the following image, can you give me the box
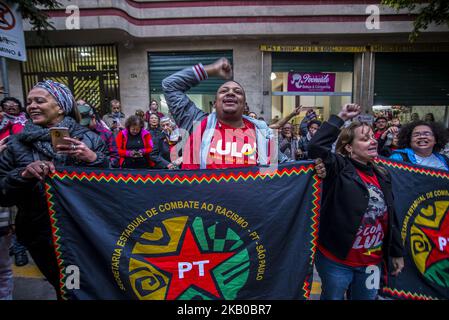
[374,53,449,105]
[148,51,233,95]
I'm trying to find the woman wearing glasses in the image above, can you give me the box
[389,121,449,170]
[0,97,27,140]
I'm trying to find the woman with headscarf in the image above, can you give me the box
[0,80,108,298]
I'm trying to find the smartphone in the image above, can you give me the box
[50,127,71,149]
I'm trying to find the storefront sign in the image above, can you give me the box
[260,45,366,53]
[371,44,449,52]
[0,0,27,61]
[288,72,335,92]
[260,45,449,53]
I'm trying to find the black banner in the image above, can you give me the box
[378,158,449,300]
[45,162,321,300]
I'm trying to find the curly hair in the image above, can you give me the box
[125,115,145,130]
[397,120,449,152]
[0,97,23,112]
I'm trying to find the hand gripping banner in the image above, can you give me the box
[45,162,321,300]
[377,158,449,300]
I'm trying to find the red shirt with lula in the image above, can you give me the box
[318,169,389,267]
[182,117,258,170]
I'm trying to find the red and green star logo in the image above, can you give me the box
[419,210,449,269]
[145,227,236,300]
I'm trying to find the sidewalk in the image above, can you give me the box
[12,254,56,300]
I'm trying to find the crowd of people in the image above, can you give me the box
[0,56,448,300]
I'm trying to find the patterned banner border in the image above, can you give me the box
[45,164,321,300]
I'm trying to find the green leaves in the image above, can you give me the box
[16,0,62,32]
[381,0,449,42]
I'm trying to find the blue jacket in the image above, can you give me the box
[389,148,449,170]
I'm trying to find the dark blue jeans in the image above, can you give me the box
[12,234,27,255]
[315,250,381,300]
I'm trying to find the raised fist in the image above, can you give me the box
[338,103,361,121]
[204,58,233,80]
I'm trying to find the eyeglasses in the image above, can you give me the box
[412,131,434,138]
[3,103,19,107]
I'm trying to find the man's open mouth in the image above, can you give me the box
[223,96,237,105]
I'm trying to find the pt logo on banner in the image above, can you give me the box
[114,213,254,300]
[405,191,449,290]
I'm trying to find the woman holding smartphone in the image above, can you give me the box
[0,80,108,298]
[116,115,155,169]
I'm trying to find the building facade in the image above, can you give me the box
[4,0,449,125]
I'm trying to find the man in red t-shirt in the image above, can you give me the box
[162,58,326,176]
[179,59,261,169]
[373,116,388,141]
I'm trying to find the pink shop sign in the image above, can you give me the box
[288,72,336,92]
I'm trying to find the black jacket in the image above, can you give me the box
[308,115,403,264]
[0,122,108,247]
[148,128,171,169]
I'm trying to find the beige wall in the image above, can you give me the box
[5,34,449,126]
[117,43,150,117]
[29,1,449,39]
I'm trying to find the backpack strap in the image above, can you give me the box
[399,152,411,163]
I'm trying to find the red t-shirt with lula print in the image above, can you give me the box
[182,118,258,170]
[319,169,389,267]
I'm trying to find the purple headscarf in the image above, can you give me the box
[33,80,75,115]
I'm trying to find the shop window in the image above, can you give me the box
[372,105,448,124]
[271,71,353,125]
